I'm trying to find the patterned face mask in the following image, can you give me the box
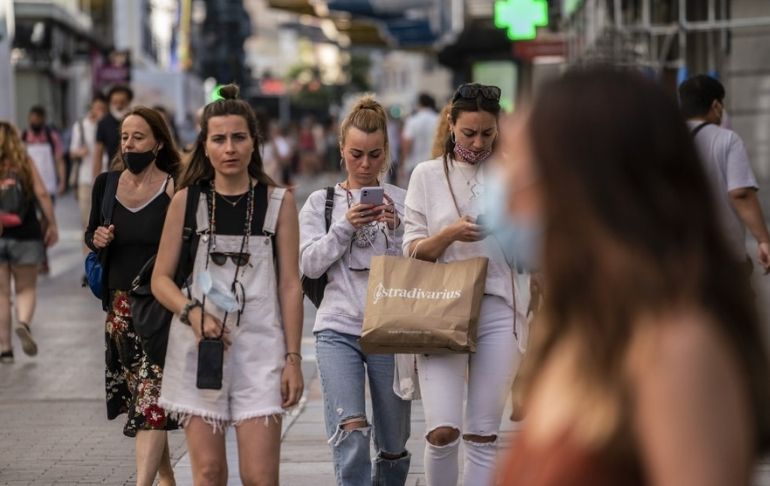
[453,142,492,165]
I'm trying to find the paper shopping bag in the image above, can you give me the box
[360,255,488,354]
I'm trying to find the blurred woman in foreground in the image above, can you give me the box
[497,67,770,485]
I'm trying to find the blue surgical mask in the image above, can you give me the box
[197,270,240,313]
[480,169,542,273]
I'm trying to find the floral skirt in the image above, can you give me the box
[105,290,179,438]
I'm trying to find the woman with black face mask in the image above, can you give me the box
[84,106,181,486]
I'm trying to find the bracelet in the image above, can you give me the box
[285,352,302,361]
[179,299,202,326]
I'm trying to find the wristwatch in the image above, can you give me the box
[180,299,202,326]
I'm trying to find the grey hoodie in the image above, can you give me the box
[299,184,406,336]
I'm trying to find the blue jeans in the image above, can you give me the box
[316,329,412,486]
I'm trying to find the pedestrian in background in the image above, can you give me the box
[402,84,526,486]
[85,106,180,486]
[300,95,411,485]
[22,105,66,275]
[94,84,133,177]
[0,121,58,363]
[400,93,438,187]
[154,84,303,486]
[679,74,770,276]
[497,67,770,486]
[70,94,108,280]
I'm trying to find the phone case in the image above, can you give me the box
[196,338,224,390]
[360,187,384,205]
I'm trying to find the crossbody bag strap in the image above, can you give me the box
[443,160,463,218]
[263,187,287,235]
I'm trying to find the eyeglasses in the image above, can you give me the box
[453,84,501,102]
[210,252,251,267]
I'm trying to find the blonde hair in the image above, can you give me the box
[0,121,34,196]
[339,95,391,176]
[431,102,451,159]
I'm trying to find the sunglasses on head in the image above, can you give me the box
[453,84,501,102]
[210,252,251,267]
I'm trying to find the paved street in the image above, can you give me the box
[1,183,770,485]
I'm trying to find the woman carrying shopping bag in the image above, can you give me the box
[299,95,411,485]
[402,84,528,486]
[152,84,303,486]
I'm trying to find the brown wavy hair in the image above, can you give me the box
[0,121,34,197]
[111,106,182,178]
[179,84,275,189]
[431,102,451,159]
[523,67,770,451]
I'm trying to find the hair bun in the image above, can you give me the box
[353,95,385,114]
[217,84,240,100]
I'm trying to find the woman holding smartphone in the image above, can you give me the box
[299,96,411,485]
[152,84,303,486]
[403,83,529,486]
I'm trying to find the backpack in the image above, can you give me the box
[0,171,30,228]
[301,187,335,307]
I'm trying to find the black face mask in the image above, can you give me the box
[29,123,43,133]
[123,147,157,174]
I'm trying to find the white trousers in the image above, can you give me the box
[417,295,522,486]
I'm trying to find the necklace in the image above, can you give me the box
[455,163,483,200]
[216,191,247,207]
[340,182,379,248]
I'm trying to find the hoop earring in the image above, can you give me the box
[450,132,456,144]
[340,158,346,169]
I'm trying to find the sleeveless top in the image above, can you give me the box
[107,178,171,290]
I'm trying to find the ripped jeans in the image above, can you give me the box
[316,329,412,486]
[418,295,522,486]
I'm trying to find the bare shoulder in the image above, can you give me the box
[629,310,732,375]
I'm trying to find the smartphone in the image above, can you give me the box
[196,338,224,390]
[360,186,384,206]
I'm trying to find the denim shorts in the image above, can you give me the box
[0,238,45,266]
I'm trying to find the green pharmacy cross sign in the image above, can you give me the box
[494,0,549,41]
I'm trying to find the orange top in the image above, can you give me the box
[498,429,645,486]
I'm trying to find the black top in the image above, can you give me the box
[85,172,171,296]
[1,201,42,240]
[206,182,268,236]
[107,190,170,290]
[96,113,121,161]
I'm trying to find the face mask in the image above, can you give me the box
[29,123,43,133]
[479,169,542,273]
[454,141,492,165]
[197,270,240,313]
[111,108,129,120]
[122,147,157,174]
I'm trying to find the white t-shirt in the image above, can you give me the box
[402,108,439,172]
[689,121,759,259]
[70,117,108,185]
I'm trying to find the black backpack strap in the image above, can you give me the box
[101,171,121,225]
[691,121,712,138]
[324,186,335,232]
[176,184,201,285]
